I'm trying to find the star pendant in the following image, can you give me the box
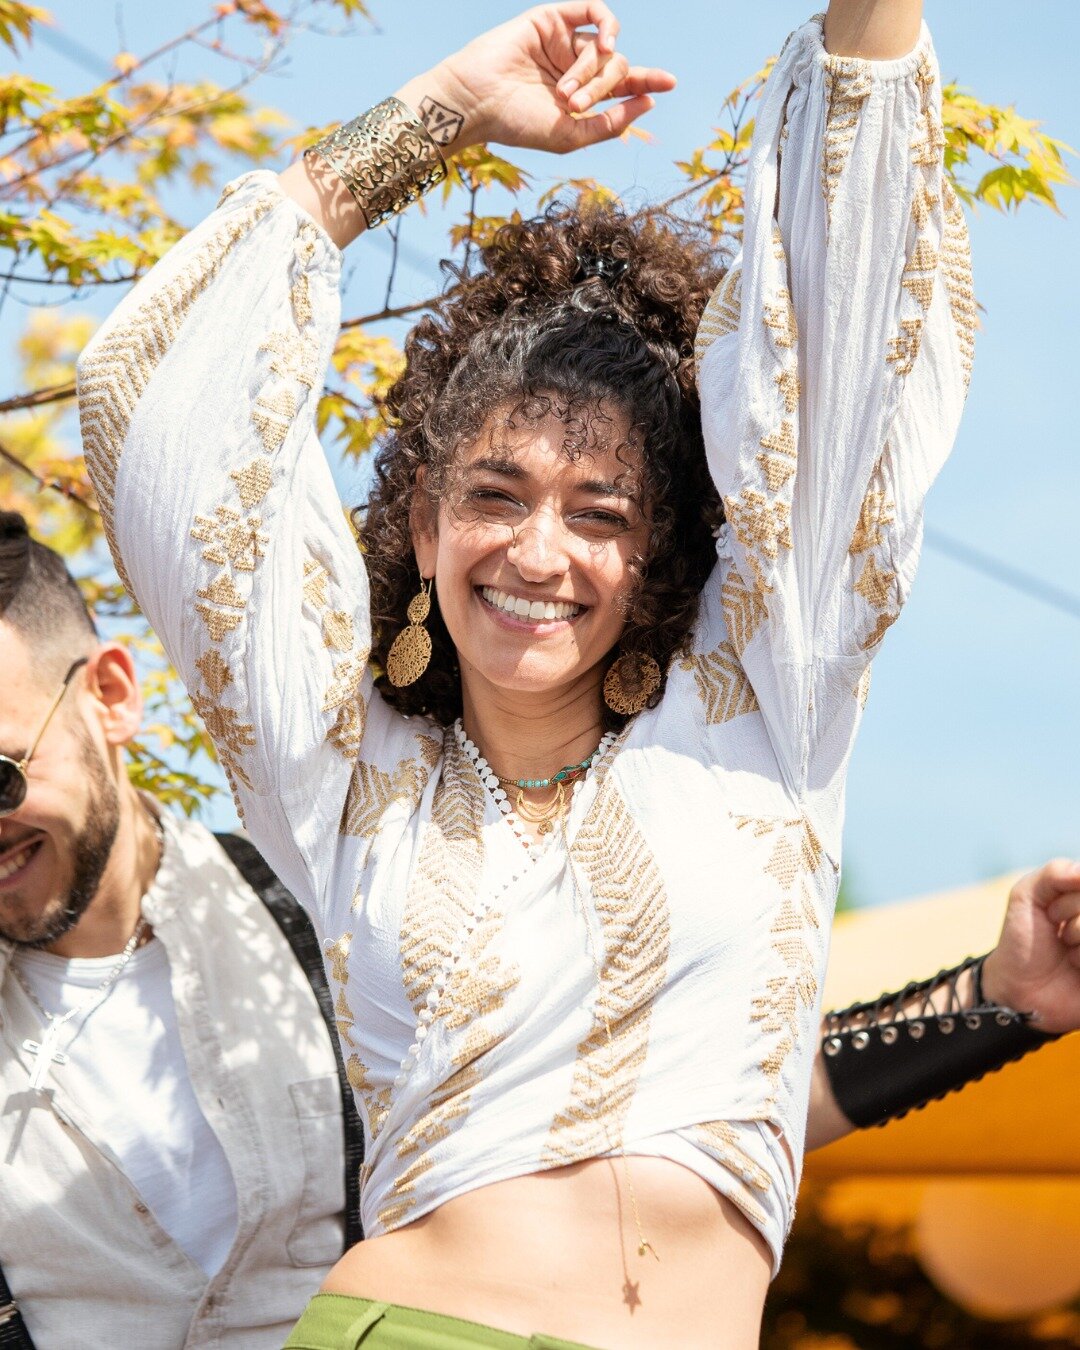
[622,1278,641,1314]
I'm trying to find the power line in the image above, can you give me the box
[34,26,115,80]
[925,526,1080,623]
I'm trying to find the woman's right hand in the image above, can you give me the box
[396,2,676,157]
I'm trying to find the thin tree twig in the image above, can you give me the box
[0,382,78,415]
[383,220,400,312]
[0,440,99,512]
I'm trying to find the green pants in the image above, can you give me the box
[284,1295,600,1350]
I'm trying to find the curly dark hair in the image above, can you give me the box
[359,204,725,729]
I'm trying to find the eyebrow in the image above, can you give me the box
[465,457,635,501]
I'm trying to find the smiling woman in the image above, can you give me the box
[74,1,978,1346]
[361,206,719,735]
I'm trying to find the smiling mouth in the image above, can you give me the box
[479,586,584,622]
[0,838,42,884]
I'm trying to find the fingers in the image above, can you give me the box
[566,50,630,112]
[1016,858,1080,913]
[566,93,656,149]
[543,0,620,52]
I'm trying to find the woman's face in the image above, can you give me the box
[414,406,650,706]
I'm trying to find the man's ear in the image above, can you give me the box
[410,466,438,579]
[85,643,143,748]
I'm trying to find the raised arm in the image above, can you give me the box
[693,5,972,845]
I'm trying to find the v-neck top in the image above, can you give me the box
[78,16,972,1273]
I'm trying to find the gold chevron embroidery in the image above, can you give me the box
[848,469,895,556]
[190,505,268,572]
[194,650,233,698]
[860,609,899,651]
[302,558,331,609]
[694,265,743,373]
[190,691,255,789]
[941,183,976,389]
[756,421,797,492]
[78,196,274,591]
[322,608,355,652]
[855,667,872,709]
[541,782,670,1165]
[339,734,442,838]
[901,238,939,312]
[910,106,946,169]
[229,458,273,510]
[328,701,366,761]
[194,602,243,643]
[690,1120,770,1227]
[722,490,793,594]
[680,640,759,725]
[886,317,924,377]
[721,563,767,658]
[741,816,824,1106]
[775,367,801,415]
[261,330,320,388]
[398,736,486,1017]
[820,56,873,227]
[854,555,897,612]
[762,288,798,350]
[346,1053,392,1142]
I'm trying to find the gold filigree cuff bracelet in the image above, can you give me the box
[305,96,448,230]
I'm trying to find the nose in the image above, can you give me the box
[506,512,571,583]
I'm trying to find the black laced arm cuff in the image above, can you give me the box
[821,954,1061,1130]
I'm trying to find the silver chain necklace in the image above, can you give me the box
[11,916,149,1090]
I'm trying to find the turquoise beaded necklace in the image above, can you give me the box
[498,752,598,792]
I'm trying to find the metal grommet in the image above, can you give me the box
[965,1013,982,1030]
[939,1016,955,1034]
[908,1020,925,1040]
[995,1011,1014,1027]
[823,1037,842,1057]
[880,1024,899,1045]
[852,1029,870,1050]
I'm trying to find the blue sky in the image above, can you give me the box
[11,1,1080,907]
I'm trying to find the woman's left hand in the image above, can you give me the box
[397,2,676,157]
[981,859,1080,1035]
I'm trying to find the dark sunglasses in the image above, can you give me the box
[0,657,89,817]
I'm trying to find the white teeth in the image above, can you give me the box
[480,587,582,621]
[0,844,34,881]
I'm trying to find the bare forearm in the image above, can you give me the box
[806,963,981,1150]
[824,0,923,58]
[278,67,471,251]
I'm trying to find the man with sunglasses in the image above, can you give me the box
[0,512,360,1347]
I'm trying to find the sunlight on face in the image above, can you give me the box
[415,405,651,708]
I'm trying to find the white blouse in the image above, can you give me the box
[78,16,972,1273]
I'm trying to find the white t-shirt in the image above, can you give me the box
[16,938,239,1277]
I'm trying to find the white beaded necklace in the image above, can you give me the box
[453,720,618,862]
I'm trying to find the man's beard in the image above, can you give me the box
[6,731,121,949]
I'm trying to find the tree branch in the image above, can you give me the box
[0,439,99,512]
[0,382,77,415]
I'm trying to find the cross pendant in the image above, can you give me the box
[23,1024,69,1090]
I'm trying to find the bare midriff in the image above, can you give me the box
[321,1155,773,1349]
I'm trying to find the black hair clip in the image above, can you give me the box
[572,251,629,286]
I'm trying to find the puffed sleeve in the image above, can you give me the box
[694,17,973,832]
[77,171,425,911]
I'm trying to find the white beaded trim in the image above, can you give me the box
[389,722,619,1095]
[453,720,617,863]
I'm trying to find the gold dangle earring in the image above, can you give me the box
[603,651,661,716]
[387,576,433,687]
